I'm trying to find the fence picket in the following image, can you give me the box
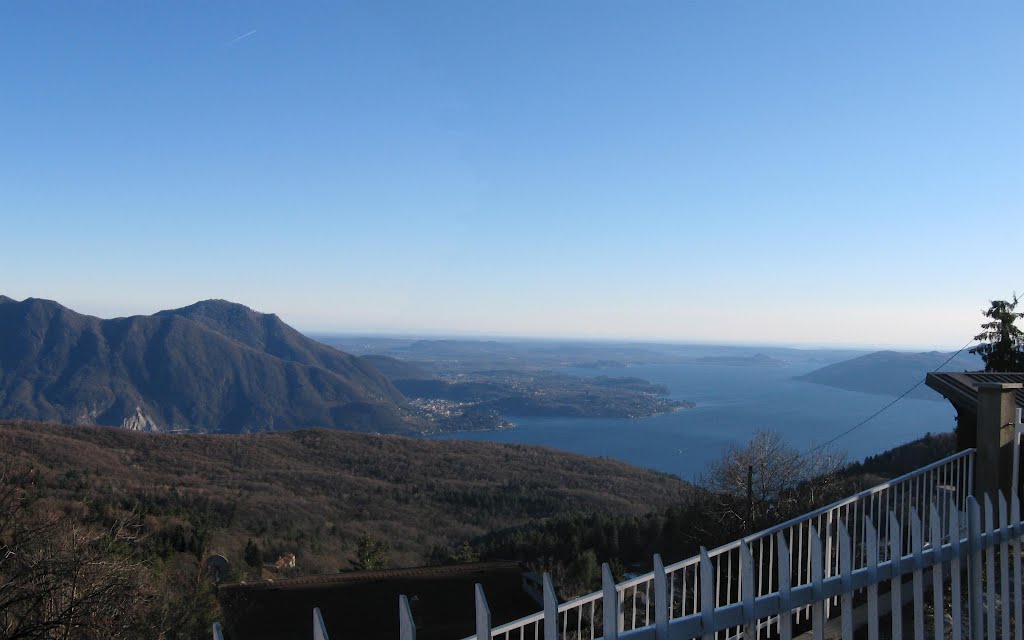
[739,544,755,640]
[1013,495,1023,640]
[776,533,793,640]
[910,509,924,640]
[542,574,557,640]
[810,525,824,640]
[653,555,669,640]
[969,496,983,640]
[890,512,904,640]
[1000,493,1011,640]
[950,498,963,640]
[929,503,944,640]
[602,565,618,640]
[475,585,491,640]
[314,607,331,640]
[838,522,853,640]
[699,549,715,640]
[400,595,416,640]
[985,495,997,640]
[866,518,880,640]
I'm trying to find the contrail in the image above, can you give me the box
[226,29,257,45]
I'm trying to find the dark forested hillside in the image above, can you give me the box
[0,419,959,638]
[0,420,691,572]
[0,297,417,433]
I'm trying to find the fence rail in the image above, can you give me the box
[633,491,1019,640]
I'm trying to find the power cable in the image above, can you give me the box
[796,335,977,460]
[793,289,1023,458]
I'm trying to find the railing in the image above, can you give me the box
[462,490,1022,640]
[468,448,975,640]
[659,491,1015,640]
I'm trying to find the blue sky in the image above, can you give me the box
[2,2,1021,348]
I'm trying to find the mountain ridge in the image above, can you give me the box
[0,296,419,434]
[796,349,983,399]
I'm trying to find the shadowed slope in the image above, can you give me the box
[796,349,982,399]
[0,297,418,433]
[0,420,692,569]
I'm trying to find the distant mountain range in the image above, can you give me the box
[796,349,983,400]
[694,353,785,367]
[0,296,422,433]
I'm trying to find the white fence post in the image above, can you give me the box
[949,498,963,640]
[910,509,924,640]
[739,544,754,640]
[865,518,879,640]
[889,512,903,639]
[1014,494,1023,640]
[968,496,984,640]
[653,555,669,640]
[985,495,997,640]
[809,526,824,640]
[543,573,557,640]
[699,548,715,640]
[602,564,619,640]
[313,607,330,640]
[400,595,416,640]
[475,584,491,640]
[838,523,853,640]
[929,503,944,640]
[776,533,792,640]
[999,493,1011,640]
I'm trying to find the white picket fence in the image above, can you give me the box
[456,490,1023,640]
[220,488,1021,640]
[459,448,976,640]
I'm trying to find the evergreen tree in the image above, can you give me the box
[353,533,389,571]
[449,542,480,564]
[970,297,1024,372]
[243,538,261,569]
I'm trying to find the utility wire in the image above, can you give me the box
[796,336,977,460]
[794,288,1023,460]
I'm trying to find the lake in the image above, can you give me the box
[429,362,955,480]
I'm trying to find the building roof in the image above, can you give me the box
[925,372,1024,412]
[217,561,535,640]
[219,560,524,592]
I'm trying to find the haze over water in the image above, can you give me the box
[431,362,955,481]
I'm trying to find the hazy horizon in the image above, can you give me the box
[3,2,1020,349]
[1,292,973,352]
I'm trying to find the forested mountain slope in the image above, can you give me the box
[0,296,417,433]
[0,420,691,571]
[796,349,981,399]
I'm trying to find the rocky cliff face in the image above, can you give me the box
[121,406,161,432]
